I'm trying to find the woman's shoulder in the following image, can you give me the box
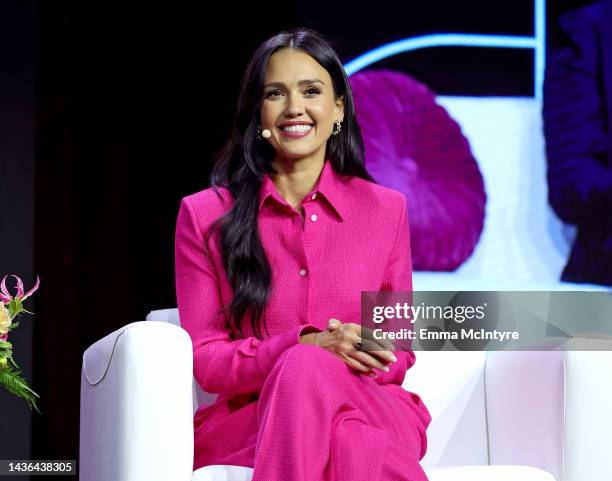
[345,175,407,213]
[179,185,234,227]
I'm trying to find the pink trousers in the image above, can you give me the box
[194,343,430,481]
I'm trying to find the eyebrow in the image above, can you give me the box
[263,79,325,89]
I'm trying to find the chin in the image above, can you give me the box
[277,147,322,160]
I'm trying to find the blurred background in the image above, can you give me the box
[1,0,610,479]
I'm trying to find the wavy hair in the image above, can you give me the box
[206,27,375,340]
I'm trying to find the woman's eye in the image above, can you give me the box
[265,87,320,98]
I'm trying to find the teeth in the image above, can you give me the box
[282,124,313,132]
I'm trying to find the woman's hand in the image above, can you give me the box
[302,318,397,377]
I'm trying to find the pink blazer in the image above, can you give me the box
[175,158,431,426]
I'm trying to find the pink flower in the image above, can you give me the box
[0,275,40,304]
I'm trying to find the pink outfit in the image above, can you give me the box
[175,159,432,480]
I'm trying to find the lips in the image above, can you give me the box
[278,121,314,128]
[278,123,314,138]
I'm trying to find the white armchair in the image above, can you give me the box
[79,307,612,481]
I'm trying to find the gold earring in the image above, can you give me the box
[332,119,342,136]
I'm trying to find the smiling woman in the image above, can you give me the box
[175,27,432,481]
[260,50,343,160]
[255,49,348,214]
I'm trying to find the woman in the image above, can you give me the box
[175,27,432,481]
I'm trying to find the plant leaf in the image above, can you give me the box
[8,298,22,320]
[0,364,41,414]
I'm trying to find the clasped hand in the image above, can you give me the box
[301,319,397,377]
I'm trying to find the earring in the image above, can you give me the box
[255,124,262,141]
[332,119,342,136]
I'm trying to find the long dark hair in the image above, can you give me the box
[207,27,375,340]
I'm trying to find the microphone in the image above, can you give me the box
[262,129,272,139]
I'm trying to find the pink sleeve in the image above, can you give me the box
[175,196,321,397]
[374,195,431,432]
[374,193,416,386]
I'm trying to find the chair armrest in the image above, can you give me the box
[485,350,612,481]
[79,321,194,481]
[564,351,612,481]
[146,307,180,326]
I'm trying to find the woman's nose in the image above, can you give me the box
[285,93,305,115]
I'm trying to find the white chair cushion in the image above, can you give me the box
[193,465,253,481]
[403,351,489,468]
[192,464,556,481]
[425,465,557,480]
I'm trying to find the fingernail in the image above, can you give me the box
[382,366,390,372]
[391,355,397,362]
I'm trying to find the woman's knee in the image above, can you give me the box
[274,343,347,379]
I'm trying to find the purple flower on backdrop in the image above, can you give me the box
[350,69,486,271]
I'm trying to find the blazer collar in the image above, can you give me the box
[258,159,346,220]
